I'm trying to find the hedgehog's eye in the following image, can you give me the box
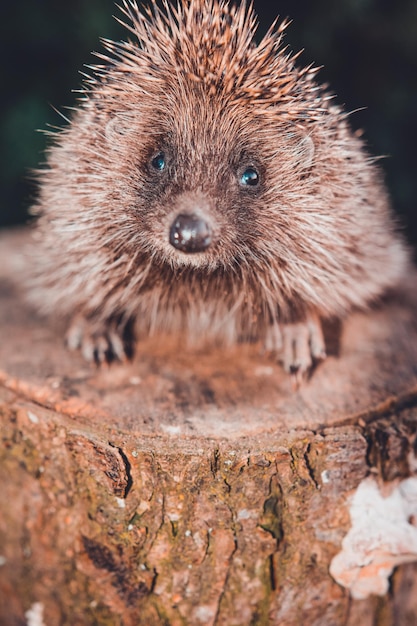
[151,152,166,171]
[240,167,259,187]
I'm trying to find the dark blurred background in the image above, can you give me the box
[1,0,416,252]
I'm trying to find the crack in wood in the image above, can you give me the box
[303,443,320,490]
[210,448,221,477]
[108,442,133,498]
[258,475,284,548]
[213,502,238,626]
[363,421,414,481]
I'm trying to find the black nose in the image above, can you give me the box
[169,213,212,253]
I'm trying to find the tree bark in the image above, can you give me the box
[1,228,417,626]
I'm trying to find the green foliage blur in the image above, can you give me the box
[1,0,416,249]
[1,0,123,228]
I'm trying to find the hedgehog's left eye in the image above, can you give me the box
[151,152,166,171]
[240,167,259,187]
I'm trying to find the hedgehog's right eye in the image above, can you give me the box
[240,166,260,187]
[151,152,166,171]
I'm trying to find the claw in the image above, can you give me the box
[290,367,304,391]
[307,315,327,360]
[65,315,133,364]
[264,312,326,381]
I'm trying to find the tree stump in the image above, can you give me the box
[1,228,417,626]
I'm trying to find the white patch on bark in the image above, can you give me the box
[25,602,46,626]
[27,411,40,424]
[330,475,417,599]
[321,469,331,484]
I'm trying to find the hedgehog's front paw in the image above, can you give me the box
[66,315,134,365]
[265,313,326,383]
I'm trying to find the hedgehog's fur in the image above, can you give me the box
[28,0,409,373]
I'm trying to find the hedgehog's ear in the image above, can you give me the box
[105,114,134,143]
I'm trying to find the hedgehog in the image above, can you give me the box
[28,0,409,378]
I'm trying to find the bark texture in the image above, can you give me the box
[0,228,417,625]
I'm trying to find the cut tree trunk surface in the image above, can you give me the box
[1,227,417,626]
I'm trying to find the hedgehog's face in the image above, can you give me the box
[115,112,271,271]
[104,96,315,272]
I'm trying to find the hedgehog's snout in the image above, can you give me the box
[169,213,213,253]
